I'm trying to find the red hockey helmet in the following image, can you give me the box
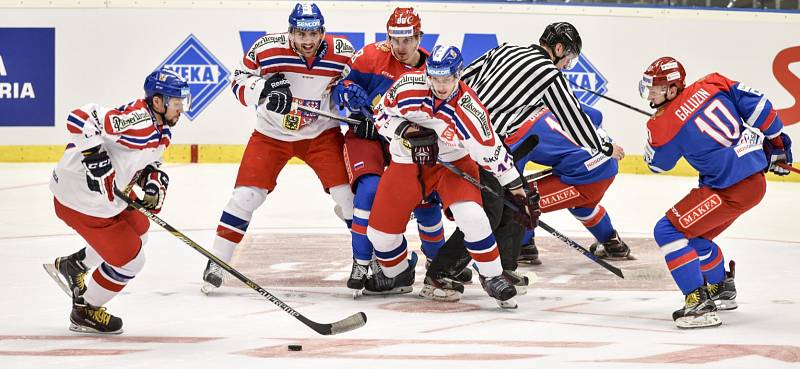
[639,56,686,99]
[386,7,422,38]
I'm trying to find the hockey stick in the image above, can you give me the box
[567,79,652,117]
[777,162,800,175]
[438,161,665,280]
[113,188,367,335]
[524,168,554,182]
[292,103,362,125]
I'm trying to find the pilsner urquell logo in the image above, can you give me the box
[154,34,230,120]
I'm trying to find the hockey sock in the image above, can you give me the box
[413,201,445,259]
[83,250,144,306]
[213,186,267,263]
[351,175,379,263]
[450,201,501,277]
[570,206,615,243]
[368,227,409,278]
[521,229,534,245]
[691,238,726,285]
[654,216,703,295]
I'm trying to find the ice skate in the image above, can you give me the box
[708,261,737,310]
[517,242,541,265]
[69,296,123,334]
[590,231,635,260]
[201,260,227,295]
[504,269,529,295]
[419,274,464,302]
[672,286,722,329]
[364,252,417,295]
[479,273,518,309]
[347,260,369,298]
[44,253,88,298]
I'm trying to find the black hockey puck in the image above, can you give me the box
[288,344,302,351]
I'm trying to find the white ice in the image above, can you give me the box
[1,163,799,369]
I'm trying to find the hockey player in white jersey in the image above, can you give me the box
[46,68,190,334]
[366,46,540,307]
[201,2,356,292]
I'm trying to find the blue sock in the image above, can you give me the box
[691,238,726,284]
[654,216,703,295]
[570,206,615,243]
[522,229,534,245]
[413,201,444,259]
[351,175,380,263]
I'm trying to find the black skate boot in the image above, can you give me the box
[201,260,226,295]
[504,269,530,296]
[364,252,417,295]
[347,260,369,290]
[590,231,634,260]
[70,296,123,334]
[419,273,465,302]
[672,286,721,329]
[452,267,473,283]
[44,250,89,298]
[517,242,541,265]
[708,260,737,310]
[479,273,518,309]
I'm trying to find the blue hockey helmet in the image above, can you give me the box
[426,45,463,78]
[144,68,191,110]
[288,3,325,32]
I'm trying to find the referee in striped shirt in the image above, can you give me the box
[425,22,624,296]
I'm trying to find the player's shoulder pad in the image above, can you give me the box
[696,72,737,91]
[103,99,154,134]
[250,33,290,52]
[456,84,494,141]
[329,35,355,57]
[351,42,388,67]
[646,107,683,147]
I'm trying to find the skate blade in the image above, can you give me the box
[514,285,528,296]
[69,323,123,335]
[43,263,74,298]
[351,289,362,299]
[418,285,461,302]
[517,258,542,266]
[362,286,413,296]
[496,298,518,309]
[714,299,738,310]
[675,312,722,329]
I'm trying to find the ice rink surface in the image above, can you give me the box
[1,163,799,369]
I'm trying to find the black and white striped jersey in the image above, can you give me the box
[462,43,609,155]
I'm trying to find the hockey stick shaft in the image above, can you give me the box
[437,161,626,278]
[293,103,363,125]
[113,188,366,335]
[567,79,651,117]
[778,162,800,175]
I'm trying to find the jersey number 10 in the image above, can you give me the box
[694,99,741,147]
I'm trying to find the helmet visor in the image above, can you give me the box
[166,90,192,111]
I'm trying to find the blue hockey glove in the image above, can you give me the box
[333,80,369,112]
[764,133,793,176]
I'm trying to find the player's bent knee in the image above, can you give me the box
[118,249,146,277]
[366,226,401,251]
[139,233,148,247]
[230,186,268,213]
[654,216,684,246]
[449,201,491,235]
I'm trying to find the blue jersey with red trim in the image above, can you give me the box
[507,104,617,185]
[644,73,783,189]
[344,41,427,108]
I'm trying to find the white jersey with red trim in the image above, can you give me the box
[49,99,171,218]
[230,33,354,142]
[374,71,520,187]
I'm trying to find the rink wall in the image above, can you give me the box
[0,0,799,181]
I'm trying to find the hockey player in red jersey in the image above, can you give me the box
[201,2,356,293]
[366,45,540,308]
[331,7,451,293]
[640,56,792,328]
[46,68,191,334]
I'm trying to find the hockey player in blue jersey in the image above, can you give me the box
[506,103,631,266]
[639,56,792,329]
[331,7,452,294]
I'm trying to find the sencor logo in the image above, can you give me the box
[154,34,230,121]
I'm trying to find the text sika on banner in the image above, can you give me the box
[0,28,55,126]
